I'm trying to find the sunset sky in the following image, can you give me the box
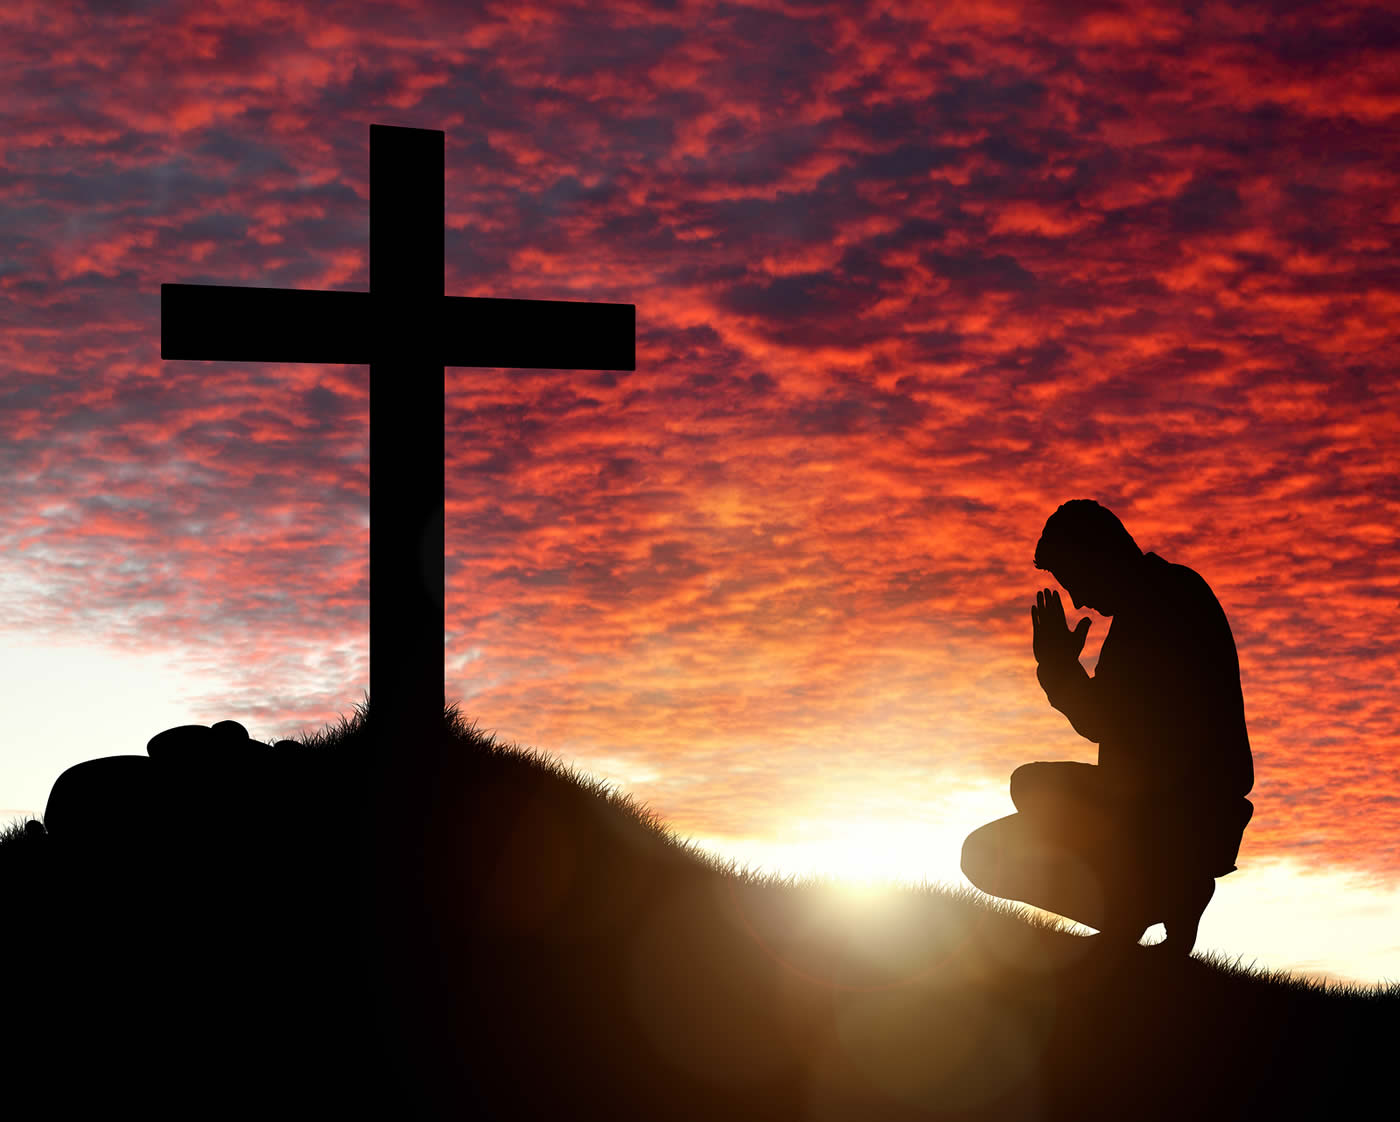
[3,0,1398,988]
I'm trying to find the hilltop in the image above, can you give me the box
[2,696,1393,1120]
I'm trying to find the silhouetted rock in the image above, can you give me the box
[147,719,273,763]
[43,720,286,909]
[146,721,211,760]
[44,754,161,864]
[25,818,45,838]
[143,722,276,845]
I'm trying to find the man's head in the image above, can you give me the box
[1034,500,1144,616]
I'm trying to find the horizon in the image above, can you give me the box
[7,690,1393,997]
[3,1,1397,991]
[5,674,1396,992]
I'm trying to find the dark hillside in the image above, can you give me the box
[2,698,1393,1120]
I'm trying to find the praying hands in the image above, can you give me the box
[1032,587,1092,668]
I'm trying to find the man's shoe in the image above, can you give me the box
[1156,876,1215,956]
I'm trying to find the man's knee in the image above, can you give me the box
[961,823,1005,895]
[1010,760,1105,817]
[1010,761,1052,812]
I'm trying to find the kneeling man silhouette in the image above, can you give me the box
[962,500,1254,956]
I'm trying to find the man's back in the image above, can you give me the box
[1040,552,1253,800]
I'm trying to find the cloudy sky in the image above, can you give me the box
[3,0,1397,987]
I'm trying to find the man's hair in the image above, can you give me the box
[1034,499,1140,573]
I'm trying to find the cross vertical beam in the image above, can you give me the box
[369,125,445,748]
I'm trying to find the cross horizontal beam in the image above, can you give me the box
[161,283,636,370]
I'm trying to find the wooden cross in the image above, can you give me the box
[161,123,635,756]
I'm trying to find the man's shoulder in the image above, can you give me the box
[1145,553,1226,615]
[1146,552,1209,588]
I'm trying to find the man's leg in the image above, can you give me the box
[1152,876,1215,956]
[1010,760,1099,812]
[1010,761,1121,843]
[1134,797,1244,956]
[1012,762,1152,936]
[961,811,1142,939]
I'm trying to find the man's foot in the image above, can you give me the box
[1154,876,1215,957]
[1085,901,1148,950]
[1084,929,1143,953]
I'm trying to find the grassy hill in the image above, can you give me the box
[2,696,1394,1120]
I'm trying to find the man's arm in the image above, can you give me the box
[1037,655,1111,742]
[1032,588,1109,743]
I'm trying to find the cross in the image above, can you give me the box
[161,124,635,764]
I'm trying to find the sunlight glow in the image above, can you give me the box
[687,795,1400,990]
[684,784,1015,894]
